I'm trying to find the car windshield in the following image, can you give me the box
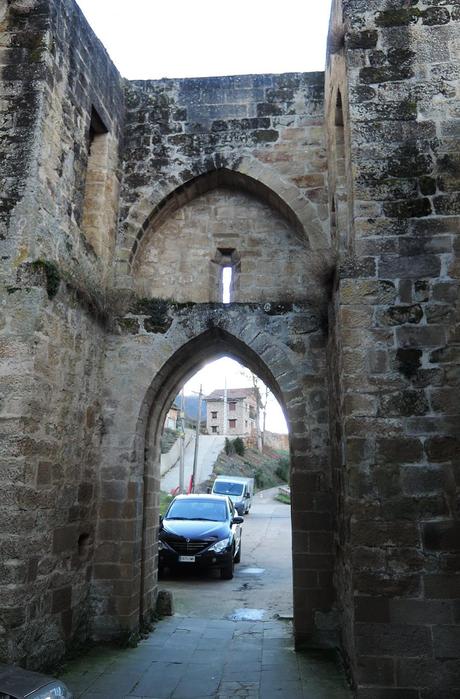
[166,499,227,522]
[213,482,244,496]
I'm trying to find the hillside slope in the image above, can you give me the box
[199,445,289,493]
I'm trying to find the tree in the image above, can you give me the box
[240,367,271,452]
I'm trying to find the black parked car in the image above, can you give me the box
[158,494,243,579]
[0,663,73,698]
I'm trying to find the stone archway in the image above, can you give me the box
[93,303,336,649]
[114,159,330,290]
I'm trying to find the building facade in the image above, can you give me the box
[205,388,257,436]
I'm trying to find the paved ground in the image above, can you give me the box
[61,489,351,698]
[160,488,293,621]
[161,435,226,494]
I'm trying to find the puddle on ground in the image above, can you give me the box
[240,567,265,575]
[227,608,266,621]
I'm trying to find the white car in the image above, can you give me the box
[0,664,72,699]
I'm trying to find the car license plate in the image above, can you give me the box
[179,555,195,563]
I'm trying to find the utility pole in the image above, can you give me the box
[255,384,262,452]
[191,385,203,493]
[223,377,227,436]
[179,388,185,494]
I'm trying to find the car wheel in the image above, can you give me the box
[235,539,241,563]
[220,552,234,580]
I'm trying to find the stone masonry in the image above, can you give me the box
[0,0,458,696]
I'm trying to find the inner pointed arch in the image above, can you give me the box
[129,167,311,269]
[139,327,289,448]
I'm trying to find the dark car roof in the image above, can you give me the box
[0,663,55,697]
[172,494,229,501]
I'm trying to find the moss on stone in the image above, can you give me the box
[132,297,173,333]
[118,318,139,334]
[383,197,432,219]
[375,8,421,27]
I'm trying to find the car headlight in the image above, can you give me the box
[27,682,73,698]
[208,537,231,553]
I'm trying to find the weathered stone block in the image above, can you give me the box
[396,325,446,349]
[52,587,71,614]
[424,522,460,553]
[357,655,395,686]
[422,7,451,25]
[425,575,460,599]
[340,279,397,305]
[433,626,460,659]
[356,622,432,656]
[53,525,78,555]
[383,198,432,219]
[379,254,440,279]
[355,596,390,623]
[376,437,423,464]
[379,390,429,417]
[425,436,460,462]
[377,304,423,326]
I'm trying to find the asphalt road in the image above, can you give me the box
[61,487,352,698]
[161,435,226,494]
[159,487,293,621]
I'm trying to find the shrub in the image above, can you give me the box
[233,437,245,456]
[225,437,245,456]
[275,456,290,484]
[254,468,265,489]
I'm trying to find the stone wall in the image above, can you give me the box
[135,187,316,304]
[0,0,124,669]
[115,72,331,290]
[326,0,460,696]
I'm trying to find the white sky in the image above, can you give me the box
[75,0,331,80]
[184,357,288,434]
[74,1,330,434]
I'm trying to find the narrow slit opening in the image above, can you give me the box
[222,266,232,304]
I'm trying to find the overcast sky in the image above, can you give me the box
[75,0,331,80]
[74,1,329,433]
[184,358,288,435]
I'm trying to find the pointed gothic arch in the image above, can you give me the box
[114,158,330,287]
[93,308,335,650]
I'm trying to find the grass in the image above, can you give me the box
[275,492,291,505]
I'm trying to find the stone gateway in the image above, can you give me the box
[0,0,458,696]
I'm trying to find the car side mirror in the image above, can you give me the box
[233,516,244,524]
[245,493,250,498]
[159,515,163,527]
[207,487,211,494]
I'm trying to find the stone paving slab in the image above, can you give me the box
[61,616,352,698]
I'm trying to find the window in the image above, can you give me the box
[210,248,241,303]
[81,107,112,259]
[229,402,236,412]
[229,419,236,428]
[211,411,218,419]
[212,426,218,433]
[330,89,351,253]
[222,266,232,304]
